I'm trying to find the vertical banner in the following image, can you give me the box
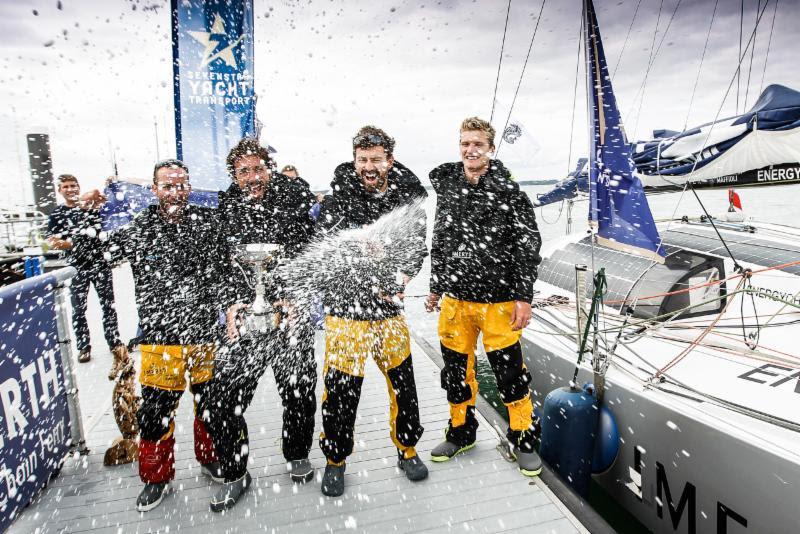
[171,0,255,191]
[0,275,71,532]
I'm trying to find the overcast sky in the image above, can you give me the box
[1,0,799,202]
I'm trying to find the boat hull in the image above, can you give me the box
[522,335,800,534]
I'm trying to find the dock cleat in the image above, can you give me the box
[288,458,314,483]
[210,471,252,513]
[397,451,429,481]
[136,482,170,512]
[430,439,475,462]
[321,462,346,497]
[201,461,225,483]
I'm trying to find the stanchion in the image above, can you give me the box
[51,267,89,455]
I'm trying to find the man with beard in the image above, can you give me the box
[425,117,543,476]
[205,138,318,512]
[99,159,227,511]
[317,125,429,497]
[46,174,128,374]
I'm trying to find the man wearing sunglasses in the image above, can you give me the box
[205,137,318,512]
[316,125,429,497]
[97,159,228,512]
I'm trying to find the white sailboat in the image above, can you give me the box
[523,1,800,532]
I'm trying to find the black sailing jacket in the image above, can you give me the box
[429,159,542,303]
[217,174,316,306]
[318,161,428,321]
[107,204,228,345]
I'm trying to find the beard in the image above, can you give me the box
[360,170,387,194]
[243,177,268,198]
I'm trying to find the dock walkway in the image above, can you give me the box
[9,266,587,533]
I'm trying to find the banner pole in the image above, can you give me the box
[52,267,89,454]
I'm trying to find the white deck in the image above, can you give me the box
[8,265,587,533]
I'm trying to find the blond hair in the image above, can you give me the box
[460,117,496,148]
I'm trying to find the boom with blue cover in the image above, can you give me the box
[634,84,800,189]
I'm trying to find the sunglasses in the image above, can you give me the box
[353,133,390,147]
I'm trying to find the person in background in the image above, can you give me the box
[97,160,227,512]
[280,164,311,188]
[425,117,543,477]
[316,125,429,497]
[46,174,129,378]
[205,138,318,512]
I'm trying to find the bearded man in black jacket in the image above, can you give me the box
[426,117,544,477]
[205,138,318,512]
[316,126,429,497]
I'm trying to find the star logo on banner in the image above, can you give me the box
[187,13,245,68]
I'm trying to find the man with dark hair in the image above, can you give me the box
[100,160,227,512]
[205,137,318,512]
[46,174,128,375]
[426,117,543,476]
[316,125,428,497]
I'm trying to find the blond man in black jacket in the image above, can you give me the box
[426,117,543,477]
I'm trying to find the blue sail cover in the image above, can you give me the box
[633,84,800,179]
[535,83,800,202]
[584,0,664,261]
[171,0,256,191]
[532,158,588,206]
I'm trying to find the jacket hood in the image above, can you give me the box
[429,159,519,194]
[330,160,424,198]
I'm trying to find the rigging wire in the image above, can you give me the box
[743,0,762,110]
[490,0,513,123]
[496,0,547,155]
[631,0,684,140]
[629,0,665,135]
[566,10,584,174]
[758,0,779,95]
[737,0,744,113]
[611,0,643,80]
[643,0,773,270]
[683,0,719,131]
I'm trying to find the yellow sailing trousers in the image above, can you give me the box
[320,315,423,463]
[438,296,533,439]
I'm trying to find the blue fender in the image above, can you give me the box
[592,405,620,473]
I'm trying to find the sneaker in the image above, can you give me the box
[517,450,543,477]
[397,452,429,481]
[321,463,346,497]
[78,349,91,363]
[288,458,314,483]
[430,440,475,462]
[201,461,225,483]
[136,482,170,512]
[510,428,542,477]
[210,472,252,513]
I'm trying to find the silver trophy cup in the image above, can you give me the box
[233,243,284,335]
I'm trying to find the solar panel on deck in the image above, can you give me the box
[538,236,725,319]
[538,238,678,316]
[662,227,800,275]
